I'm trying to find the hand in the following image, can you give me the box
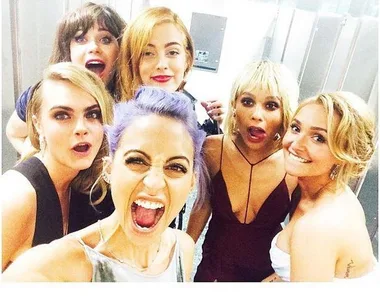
[200,100,224,123]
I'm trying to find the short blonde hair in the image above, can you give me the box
[117,7,194,101]
[224,60,299,149]
[294,91,376,187]
[25,62,114,203]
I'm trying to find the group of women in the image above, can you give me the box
[1,2,378,282]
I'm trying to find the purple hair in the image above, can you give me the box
[105,86,209,207]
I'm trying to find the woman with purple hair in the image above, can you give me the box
[3,86,209,282]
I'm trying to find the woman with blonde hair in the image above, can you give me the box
[268,91,378,282]
[1,62,113,271]
[117,6,223,135]
[3,87,209,282]
[187,60,300,281]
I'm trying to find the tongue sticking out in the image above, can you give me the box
[249,128,266,140]
[135,205,158,228]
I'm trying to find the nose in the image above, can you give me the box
[74,117,89,136]
[290,133,307,152]
[143,168,166,194]
[87,40,100,54]
[155,53,168,70]
[251,105,264,121]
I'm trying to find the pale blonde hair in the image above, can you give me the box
[224,60,299,149]
[25,62,114,203]
[117,6,194,101]
[294,91,376,188]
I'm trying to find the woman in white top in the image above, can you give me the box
[266,91,378,282]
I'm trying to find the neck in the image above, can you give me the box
[232,133,279,164]
[102,216,162,270]
[297,175,337,201]
[37,153,79,193]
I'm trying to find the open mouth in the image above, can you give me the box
[73,143,90,153]
[85,60,106,77]
[131,199,165,231]
[248,126,267,140]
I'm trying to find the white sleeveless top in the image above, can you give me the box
[77,225,185,282]
[270,232,379,282]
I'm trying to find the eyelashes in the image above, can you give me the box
[124,157,188,175]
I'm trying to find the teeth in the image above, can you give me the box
[88,60,103,65]
[135,199,164,210]
[289,152,310,163]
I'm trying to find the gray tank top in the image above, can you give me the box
[77,223,185,282]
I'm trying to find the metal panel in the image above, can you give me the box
[190,12,227,73]
[341,16,378,100]
[2,0,18,172]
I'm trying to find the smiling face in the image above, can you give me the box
[109,114,195,245]
[34,79,104,172]
[282,103,339,181]
[139,23,188,92]
[70,22,120,85]
[235,88,283,151]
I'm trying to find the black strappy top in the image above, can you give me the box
[194,136,291,282]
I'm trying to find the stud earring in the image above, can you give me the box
[329,164,340,180]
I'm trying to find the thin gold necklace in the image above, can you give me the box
[97,220,161,272]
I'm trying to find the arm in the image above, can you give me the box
[5,111,28,154]
[1,171,36,271]
[176,230,195,282]
[2,237,90,282]
[186,199,212,243]
[186,136,220,243]
[290,216,337,282]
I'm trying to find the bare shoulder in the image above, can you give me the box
[173,229,195,252]
[1,169,36,209]
[3,236,92,282]
[203,134,224,175]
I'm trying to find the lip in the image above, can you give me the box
[247,126,267,143]
[151,75,172,83]
[72,142,92,157]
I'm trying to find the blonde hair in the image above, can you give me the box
[25,62,114,203]
[294,91,376,188]
[224,60,299,149]
[117,7,194,101]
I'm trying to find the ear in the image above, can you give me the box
[32,114,42,135]
[190,172,196,191]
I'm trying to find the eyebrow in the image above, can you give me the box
[49,104,99,112]
[124,149,190,165]
[147,42,182,48]
[294,118,327,132]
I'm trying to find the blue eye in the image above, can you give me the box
[313,134,326,143]
[74,35,86,43]
[100,36,113,44]
[54,112,70,120]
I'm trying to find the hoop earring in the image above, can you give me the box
[329,164,340,180]
[39,134,46,153]
[101,172,110,184]
[273,133,281,141]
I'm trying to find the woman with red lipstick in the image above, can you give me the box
[117,6,223,229]
[268,92,378,282]
[117,6,224,136]
[6,2,126,154]
[1,62,113,271]
[187,60,300,281]
[3,87,209,282]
